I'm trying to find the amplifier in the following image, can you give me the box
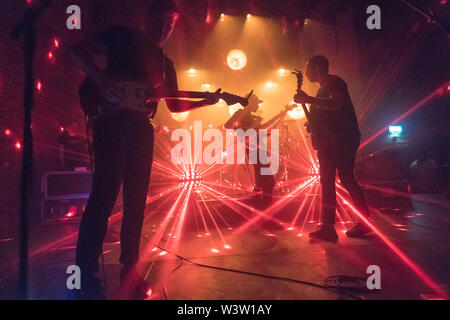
[41,171,93,223]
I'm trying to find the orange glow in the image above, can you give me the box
[227,50,247,70]
[287,103,306,120]
[228,103,243,116]
[171,111,189,122]
[264,81,277,89]
[278,68,288,76]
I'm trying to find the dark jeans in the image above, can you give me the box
[76,113,154,274]
[252,163,275,210]
[317,142,369,225]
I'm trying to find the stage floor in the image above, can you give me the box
[0,190,449,300]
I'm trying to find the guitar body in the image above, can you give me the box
[79,76,157,118]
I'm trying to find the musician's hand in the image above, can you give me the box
[304,121,311,133]
[202,89,221,106]
[294,90,310,104]
[95,73,124,104]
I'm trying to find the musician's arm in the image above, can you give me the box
[164,59,218,113]
[295,89,344,111]
[260,110,288,129]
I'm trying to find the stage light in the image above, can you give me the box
[227,49,247,70]
[4,129,11,136]
[246,14,251,21]
[53,38,60,48]
[211,248,219,253]
[265,81,277,89]
[36,80,42,91]
[287,104,306,120]
[47,51,53,60]
[15,142,22,151]
[201,83,212,90]
[187,68,197,77]
[389,125,403,137]
[220,13,225,22]
[278,68,288,76]
[171,111,189,122]
[228,103,243,116]
[215,99,227,108]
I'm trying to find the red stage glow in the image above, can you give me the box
[335,189,447,299]
[14,142,22,151]
[4,129,11,136]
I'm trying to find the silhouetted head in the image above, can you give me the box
[138,0,179,46]
[306,55,329,84]
[247,94,264,112]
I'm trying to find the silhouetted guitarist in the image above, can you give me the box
[294,55,371,242]
[70,0,219,299]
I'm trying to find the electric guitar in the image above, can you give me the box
[242,103,297,153]
[79,75,253,118]
[292,69,320,150]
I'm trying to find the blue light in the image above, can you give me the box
[389,125,403,136]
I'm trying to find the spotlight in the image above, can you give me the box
[220,13,225,21]
[246,14,251,21]
[287,102,306,120]
[227,49,247,70]
[187,68,197,76]
[4,129,11,136]
[201,83,212,90]
[278,68,288,76]
[179,170,203,190]
[265,81,277,89]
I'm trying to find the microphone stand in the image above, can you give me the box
[11,0,51,300]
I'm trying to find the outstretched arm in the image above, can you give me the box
[259,110,288,129]
[163,59,219,113]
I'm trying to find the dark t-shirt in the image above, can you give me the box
[310,75,360,147]
[95,26,178,115]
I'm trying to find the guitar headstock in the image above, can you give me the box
[283,103,297,112]
[218,90,253,107]
[292,69,304,94]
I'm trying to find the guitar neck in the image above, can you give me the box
[146,90,209,101]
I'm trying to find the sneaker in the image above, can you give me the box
[69,274,107,300]
[119,267,151,300]
[309,225,338,242]
[346,222,372,238]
